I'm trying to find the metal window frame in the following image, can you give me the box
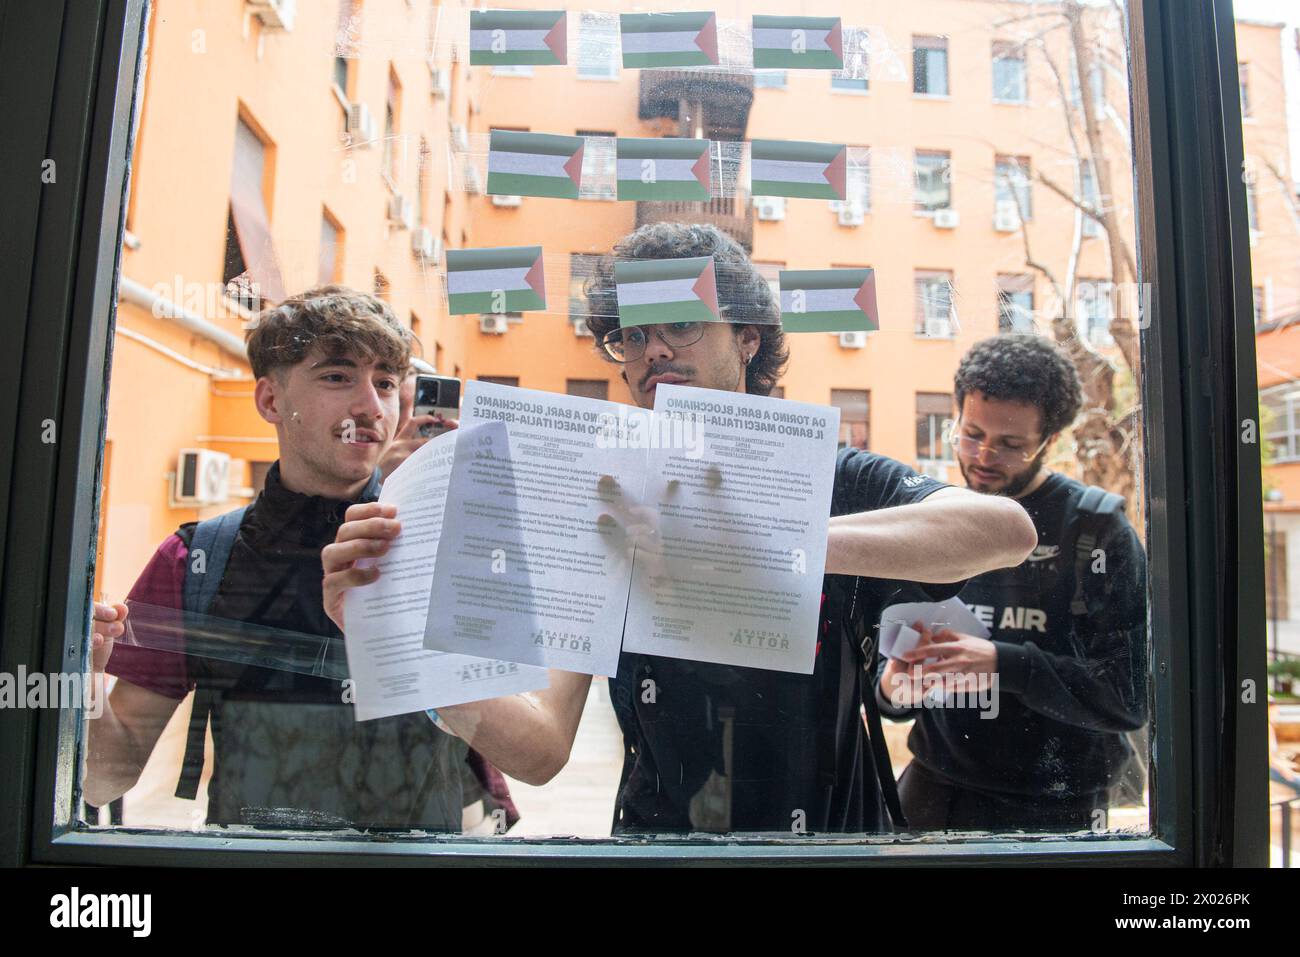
[0,0,1267,866]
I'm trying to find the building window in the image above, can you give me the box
[576,130,616,200]
[1077,279,1114,345]
[754,260,784,310]
[479,375,520,387]
[1263,385,1300,462]
[754,70,787,89]
[915,270,956,337]
[831,28,869,92]
[383,67,402,184]
[916,393,955,463]
[997,274,1035,333]
[1246,178,1260,231]
[569,252,602,323]
[831,146,870,214]
[914,150,952,212]
[1070,50,1106,112]
[373,269,390,301]
[491,64,535,77]
[913,35,948,96]
[1079,160,1102,237]
[995,155,1032,221]
[992,41,1027,102]
[577,12,619,79]
[566,379,609,400]
[1253,286,1265,326]
[225,114,285,305]
[830,389,870,450]
[333,0,360,96]
[1239,63,1251,118]
[319,210,342,286]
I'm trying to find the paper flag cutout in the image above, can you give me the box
[616,137,712,201]
[470,10,567,66]
[779,268,878,332]
[752,16,843,70]
[750,139,847,200]
[486,129,585,199]
[614,256,721,327]
[446,246,546,315]
[619,12,719,68]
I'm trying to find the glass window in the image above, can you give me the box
[915,149,952,211]
[995,155,1032,221]
[1262,386,1300,464]
[58,0,1171,861]
[992,41,1027,103]
[916,392,955,464]
[577,12,619,80]
[830,389,870,449]
[997,274,1035,333]
[915,270,956,336]
[1079,159,1102,237]
[913,35,949,95]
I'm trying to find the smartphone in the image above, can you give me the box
[413,374,461,438]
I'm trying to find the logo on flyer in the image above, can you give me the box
[532,629,593,654]
[729,628,790,651]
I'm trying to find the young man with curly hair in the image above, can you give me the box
[880,334,1149,831]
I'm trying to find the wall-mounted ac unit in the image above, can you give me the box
[480,314,509,334]
[837,203,865,227]
[387,194,414,230]
[247,0,296,30]
[430,67,450,100]
[491,193,523,208]
[994,200,1020,232]
[464,166,484,195]
[573,318,593,337]
[924,317,953,337]
[451,124,470,152]
[346,102,376,148]
[174,449,231,506]
[411,227,437,261]
[838,331,868,349]
[932,208,960,229]
[755,196,786,221]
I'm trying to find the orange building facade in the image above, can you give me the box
[98,1,1294,608]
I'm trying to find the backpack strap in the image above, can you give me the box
[1070,486,1124,617]
[175,506,248,801]
[840,576,910,832]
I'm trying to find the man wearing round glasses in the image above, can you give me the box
[880,334,1148,832]
[581,223,1038,834]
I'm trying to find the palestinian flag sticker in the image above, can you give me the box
[486,129,585,199]
[619,12,719,69]
[616,138,712,201]
[446,246,547,316]
[751,16,844,70]
[614,257,721,328]
[469,10,567,66]
[779,268,879,333]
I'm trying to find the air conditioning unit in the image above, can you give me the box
[572,317,594,337]
[924,317,953,337]
[837,203,865,227]
[451,124,470,152]
[491,193,523,208]
[480,314,509,334]
[994,200,1020,232]
[174,449,231,506]
[464,166,484,195]
[932,208,960,229]
[346,102,376,148]
[247,0,296,30]
[838,330,868,349]
[430,67,450,100]
[387,194,414,230]
[411,227,437,261]
[755,196,786,221]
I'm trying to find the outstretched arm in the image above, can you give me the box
[826,486,1037,583]
[323,502,592,786]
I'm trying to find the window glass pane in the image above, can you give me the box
[78,0,1154,852]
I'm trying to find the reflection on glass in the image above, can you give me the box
[78,0,1158,847]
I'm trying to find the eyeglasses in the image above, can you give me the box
[600,321,707,363]
[949,418,1051,466]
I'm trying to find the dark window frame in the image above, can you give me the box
[0,0,1268,866]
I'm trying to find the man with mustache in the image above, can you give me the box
[84,286,515,829]
[323,224,1039,833]
[880,334,1148,831]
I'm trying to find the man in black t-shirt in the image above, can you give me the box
[325,224,1039,834]
[879,335,1148,832]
